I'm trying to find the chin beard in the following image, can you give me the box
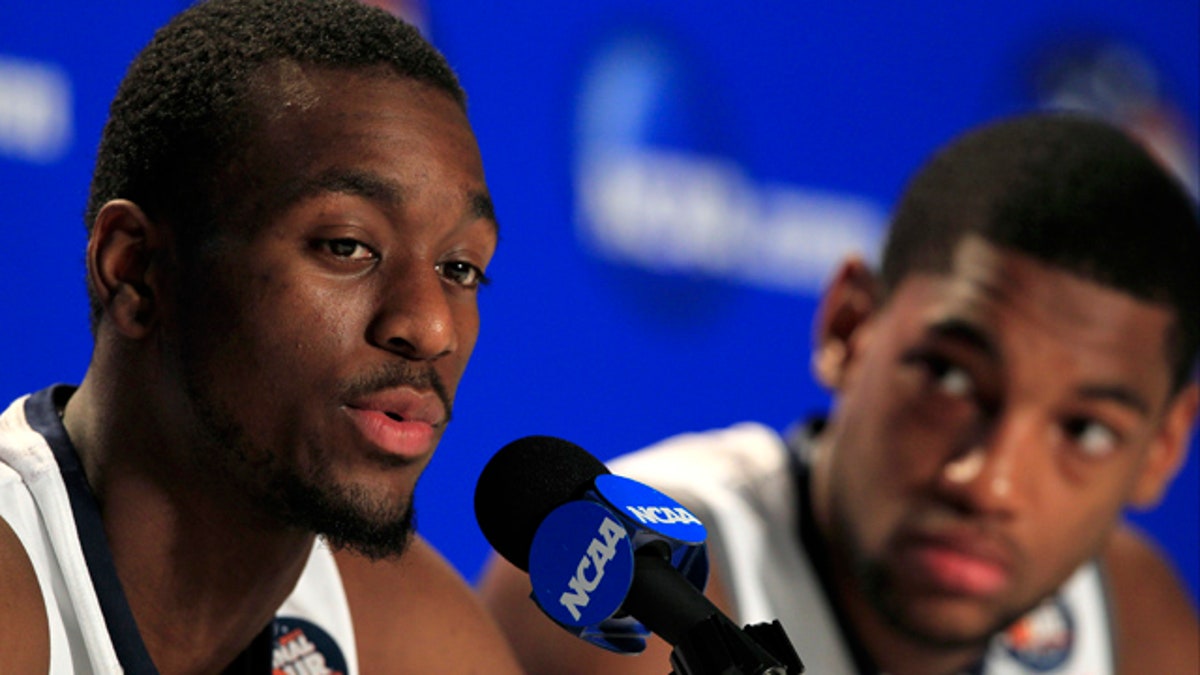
[173,340,420,560]
[180,378,418,560]
[830,504,1012,651]
[857,559,1025,651]
[271,471,418,561]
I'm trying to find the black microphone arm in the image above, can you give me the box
[628,546,805,675]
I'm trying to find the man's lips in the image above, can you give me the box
[896,531,1014,597]
[342,388,446,460]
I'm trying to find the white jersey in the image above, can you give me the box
[610,422,1116,675]
[0,387,359,674]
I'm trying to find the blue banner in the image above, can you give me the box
[2,1,1196,604]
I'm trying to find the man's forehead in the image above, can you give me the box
[885,237,1178,385]
[213,65,486,229]
[939,237,1174,325]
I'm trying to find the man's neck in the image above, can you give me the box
[802,433,987,675]
[829,571,987,675]
[62,376,316,674]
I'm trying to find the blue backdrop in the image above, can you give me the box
[2,1,1197,605]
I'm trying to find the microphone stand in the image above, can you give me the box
[624,550,805,674]
[668,615,804,675]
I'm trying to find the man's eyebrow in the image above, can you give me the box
[282,168,407,210]
[280,169,499,235]
[1076,384,1151,417]
[926,317,999,360]
[928,318,1152,416]
[469,190,500,235]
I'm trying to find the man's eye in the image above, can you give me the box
[1064,418,1119,459]
[437,261,490,289]
[323,239,375,261]
[920,355,975,398]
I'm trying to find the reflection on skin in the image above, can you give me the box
[943,448,1012,497]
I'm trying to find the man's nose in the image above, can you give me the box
[937,411,1043,516]
[369,263,456,361]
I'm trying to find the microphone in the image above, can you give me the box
[475,435,804,674]
[475,434,709,652]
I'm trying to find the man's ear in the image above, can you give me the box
[812,257,880,390]
[87,200,167,339]
[1129,381,1199,509]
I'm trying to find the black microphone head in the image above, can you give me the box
[475,435,611,571]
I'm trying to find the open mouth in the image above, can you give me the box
[342,405,437,460]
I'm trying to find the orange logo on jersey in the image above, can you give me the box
[1000,598,1074,671]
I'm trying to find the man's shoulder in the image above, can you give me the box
[1,388,106,674]
[1102,523,1199,673]
[0,512,50,670]
[334,536,523,674]
[0,392,34,459]
[0,388,70,580]
[609,422,788,490]
[0,388,62,478]
[0,390,55,582]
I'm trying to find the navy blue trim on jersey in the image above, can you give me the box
[785,421,880,674]
[224,622,274,674]
[25,385,161,675]
[1094,553,1118,671]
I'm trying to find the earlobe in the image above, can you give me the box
[1129,382,1199,509]
[87,200,164,338]
[812,257,880,389]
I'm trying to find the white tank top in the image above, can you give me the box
[0,387,359,674]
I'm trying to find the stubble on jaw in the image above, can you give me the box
[174,355,420,561]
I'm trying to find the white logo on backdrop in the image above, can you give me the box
[0,56,73,164]
[577,148,885,295]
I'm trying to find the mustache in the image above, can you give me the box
[339,362,454,425]
[898,505,1021,557]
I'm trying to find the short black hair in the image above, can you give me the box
[85,0,466,327]
[882,112,1200,391]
